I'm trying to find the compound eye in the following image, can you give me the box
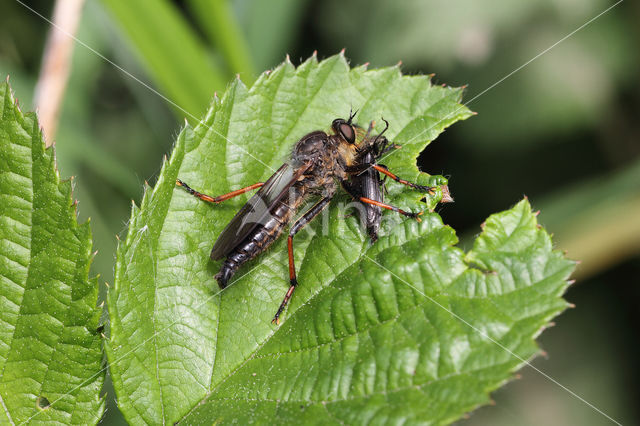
[339,123,355,144]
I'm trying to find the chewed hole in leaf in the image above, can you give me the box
[36,396,51,410]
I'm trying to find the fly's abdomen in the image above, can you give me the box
[346,151,382,242]
[215,191,302,288]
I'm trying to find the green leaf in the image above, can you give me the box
[234,0,310,71]
[186,0,256,81]
[106,54,574,424]
[0,81,104,424]
[538,157,640,279]
[102,0,228,119]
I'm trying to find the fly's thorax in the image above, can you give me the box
[317,133,357,183]
[337,138,359,170]
[292,130,329,163]
[291,122,359,193]
[296,165,339,196]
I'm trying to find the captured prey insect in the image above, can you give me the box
[343,119,454,242]
[176,114,441,324]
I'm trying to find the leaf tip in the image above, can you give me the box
[440,185,454,203]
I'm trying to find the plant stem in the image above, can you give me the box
[555,194,640,280]
[34,0,85,146]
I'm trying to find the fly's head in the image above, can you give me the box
[331,115,360,172]
[331,117,356,145]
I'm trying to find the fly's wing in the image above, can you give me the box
[210,162,310,260]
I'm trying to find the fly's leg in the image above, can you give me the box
[272,195,333,325]
[380,143,401,156]
[372,165,435,193]
[380,175,389,196]
[359,197,423,222]
[176,179,264,203]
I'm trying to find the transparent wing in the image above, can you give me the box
[210,162,310,260]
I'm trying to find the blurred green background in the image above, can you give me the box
[1,0,638,424]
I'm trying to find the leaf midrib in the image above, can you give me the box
[201,58,376,403]
[151,233,166,425]
[207,93,234,393]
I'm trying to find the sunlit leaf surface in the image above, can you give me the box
[106,55,573,425]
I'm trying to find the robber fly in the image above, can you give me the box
[177,113,438,324]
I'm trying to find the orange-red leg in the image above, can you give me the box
[272,195,333,324]
[371,165,434,193]
[176,179,263,203]
[359,197,423,222]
